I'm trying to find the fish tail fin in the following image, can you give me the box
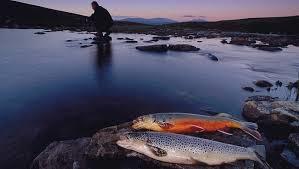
[239,122,262,141]
[250,145,272,169]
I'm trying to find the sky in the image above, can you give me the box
[16,0,299,21]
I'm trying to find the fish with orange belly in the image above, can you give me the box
[132,113,262,141]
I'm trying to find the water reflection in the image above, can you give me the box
[94,42,112,72]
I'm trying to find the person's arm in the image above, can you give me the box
[87,13,95,23]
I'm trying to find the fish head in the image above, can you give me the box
[116,132,147,150]
[132,114,162,131]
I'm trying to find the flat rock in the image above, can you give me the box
[32,122,260,169]
[136,45,168,52]
[168,44,200,52]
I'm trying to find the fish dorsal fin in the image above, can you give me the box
[146,143,168,157]
[157,122,174,129]
[215,113,233,118]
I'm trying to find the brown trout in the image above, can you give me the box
[117,132,270,168]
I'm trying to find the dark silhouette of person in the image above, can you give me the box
[89,1,113,40]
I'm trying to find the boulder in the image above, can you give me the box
[242,97,299,127]
[254,80,273,88]
[31,138,91,169]
[168,44,200,52]
[136,45,168,52]
[32,122,261,169]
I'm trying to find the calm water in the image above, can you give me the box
[0,29,298,169]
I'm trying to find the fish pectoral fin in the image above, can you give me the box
[146,144,168,157]
[190,125,205,133]
[158,122,174,129]
[217,129,233,136]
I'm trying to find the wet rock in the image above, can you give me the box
[197,40,203,43]
[125,40,138,43]
[254,80,273,88]
[221,39,228,44]
[117,38,124,40]
[242,98,299,127]
[32,122,260,169]
[281,148,299,168]
[257,46,282,52]
[66,39,75,42]
[31,138,91,169]
[230,37,255,46]
[243,87,255,92]
[136,45,168,52]
[34,32,46,35]
[246,95,278,102]
[168,44,200,52]
[80,45,93,48]
[152,36,170,41]
[206,54,219,61]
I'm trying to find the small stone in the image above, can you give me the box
[221,39,228,44]
[117,38,124,40]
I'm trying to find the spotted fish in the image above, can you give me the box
[117,132,270,168]
[132,113,262,140]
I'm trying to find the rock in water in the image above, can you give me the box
[230,37,255,46]
[136,45,168,52]
[31,138,91,169]
[221,39,228,44]
[168,44,200,52]
[34,32,46,35]
[206,53,219,61]
[152,36,170,40]
[125,40,138,43]
[257,46,282,52]
[80,45,93,48]
[243,87,255,92]
[254,80,273,88]
[32,122,258,169]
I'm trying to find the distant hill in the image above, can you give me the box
[121,17,177,25]
[166,16,299,34]
[0,1,298,35]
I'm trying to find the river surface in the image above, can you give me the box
[0,29,298,169]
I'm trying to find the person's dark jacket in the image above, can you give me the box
[89,6,113,31]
